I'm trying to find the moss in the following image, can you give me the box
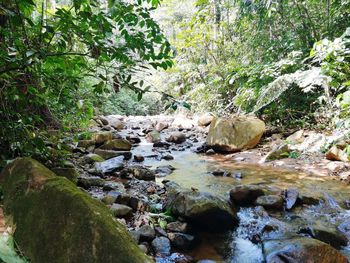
[0,158,152,263]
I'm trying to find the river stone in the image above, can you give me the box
[167,221,188,233]
[146,131,161,143]
[94,149,127,160]
[198,113,214,127]
[167,232,195,250]
[52,167,79,183]
[229,185,265,206]
[77,176,105,189]
[110,203,133,218]
[206,116,265,152]
[283,188,299,210]
[138,225,156,242]
[326,145,349,162]
[134,155,145,162]
[81,153,105,164]
[92,131,113,145]
[95,156,124,174]
[0,158,151,263]
[255,195,283,210]
[154,165,176,177]
[166,188,238,231]
[299,226,348,249]
[264,237,348,263]
[155,122,169,132]
[77,139,96,148]
[264,144,290,161]
[106,115,124,130]
[166,132,186,144]
[151,237,171,256]
[98,115,109,126]
[120,166,156,181]
[338,219,350,238]
[99,139,132,151]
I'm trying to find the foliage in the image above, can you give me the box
[0,0,172,160]
[153,0,350,128]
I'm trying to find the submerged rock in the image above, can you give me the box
[0,158,151,263]
[120,166,156,181]
[206,116,265,152]
[166,187,238,231]
[264,237,348,263]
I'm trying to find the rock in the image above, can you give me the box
[52,167,79,183]
[0,158,151,263]
[162,154,174,161]
[129,230,141,243]
[153,141,171,148]
[283,188,299,210]
[146,131,161,143]
[95,156,124,174]
[95,149,132,160]
[206,116,265,152]
[134,155,145,162]
[99,139,132,151]
[98,115,109,126]
[81,153,105,164]
[326,145,349,162]
[264,237,348,263]
[126,135,141,144]
[106,115,124,130]
[110,203,133,218]
[212,170,231,177]
[338,219,350,238]
[205,149,216,155]
[152,237,171,256]
[166,188,238,231]
[172,116,195,129]
[167,221,188,233]
[167,132,186,144]
[120,166,156,181]
[286,130,305,144]
[155,165,176,177]
[92,131,113,145]
[229,185,265,206]
[138,225,156,242]
[77,176,104,189]
[156,253,194,263]
[299,226,348,249]
[103,180,123,190]
[102,192,121,205]
[255,195,283,210]
[155,122,169,132]
[198,113,214,127]
[167,233,195,250]
[264,144,290,161]
[77,139,95,148]
[138,244,148,253]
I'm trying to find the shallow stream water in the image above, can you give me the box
[132,137,350,262]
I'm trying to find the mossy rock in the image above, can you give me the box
[0,158,152,263]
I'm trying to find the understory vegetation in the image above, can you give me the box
[154,0,350,128]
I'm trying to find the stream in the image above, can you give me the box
[121,117,350,262]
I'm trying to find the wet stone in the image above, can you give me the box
[283,188,299,210]
[166,221,188,233]
[255,195,284,210]
[167,233,195,250]
[139,225,156,242]
[77,176,104,189]
[229,185,265,206]
[152,237,171,257]
[134,155,145,162]
[110,203,133,218]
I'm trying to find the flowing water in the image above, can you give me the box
[131,137,350,262]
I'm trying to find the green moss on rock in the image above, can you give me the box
[0,158,152,263]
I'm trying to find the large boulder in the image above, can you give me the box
[99,139,132,151]
[165,187,238,231]
[206,116,265,152]
[264,237,348,263]
[0,158,151,263]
